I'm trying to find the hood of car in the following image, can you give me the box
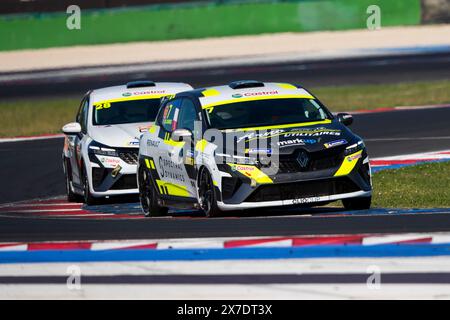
[89,122,152,148]
[220,120,358,156]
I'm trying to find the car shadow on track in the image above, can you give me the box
[86,196,350,219]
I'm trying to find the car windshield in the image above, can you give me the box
[204,98,331,130]
[93,99,161,125]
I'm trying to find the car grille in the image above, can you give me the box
[270,149,344,173]
[245,177,360,202]
[118,149,138,165]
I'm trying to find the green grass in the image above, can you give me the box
[1,80,450,137]
[0,96,80,137]
[312,80,450,112]
[372,161,450,208]
[0,0,420,51]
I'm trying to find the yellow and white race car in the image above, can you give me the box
[138,80,372,217]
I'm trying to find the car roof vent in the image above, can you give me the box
[126,80,156,88]
[229,80,265,90]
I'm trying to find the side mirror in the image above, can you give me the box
[336,113,353,126]
[62,122,82,135]
[172,128,192,142]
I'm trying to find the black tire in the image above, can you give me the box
[198,168,223,217]
[83,168,97,206]
[138,165,168,217]
[342,196,371,210]
[64,159,80,202]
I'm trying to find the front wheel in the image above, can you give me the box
[198,168,223,217]
[138,165,168,217]
[83,169,97,206]
[342,196,371,210]
[64,159,80,202]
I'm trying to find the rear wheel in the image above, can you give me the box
[342,196,371,210]
[138,165,168,217]
[198,168,223,217]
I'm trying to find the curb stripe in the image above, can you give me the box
[0,134,64,144]
[0,233,448,252]
[1,244,450,264]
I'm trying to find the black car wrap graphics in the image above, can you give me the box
[216,122,359,157]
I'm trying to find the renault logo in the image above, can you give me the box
[297,151,309,168]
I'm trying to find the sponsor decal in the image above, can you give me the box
[132,90,166,95]
[348,152,362,162]
[98,156,121,167]
[232,91,278,98]
[283,127,341,137]
[243,91,279,97]
[248,148,272,154]
[139,125,151,133]
[237,127,340,143]
[158,157,186,182]
[324,139,347,149]
[127,137,140,146]
[278,138,316,148]
[123,90,166,97]
[147,139,160,148]
[292,196,321,205]
[230,164,256,172]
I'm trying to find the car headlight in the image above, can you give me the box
[215,152,258,165]
[88,142,119,157]
[344,140,365,156]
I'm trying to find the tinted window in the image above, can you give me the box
[160,98,182,132]
[93,98,161,126]
[77,98,89,133]
[81,99,89,133]
[178,98,198,132]
[205,98,330,130]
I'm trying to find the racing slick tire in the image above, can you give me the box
[342,196,371,210]
[83,168,97,206]
[138,165,168,217]
[198,168,223,218]
[64,158,81,203]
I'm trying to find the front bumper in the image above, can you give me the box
[215,150,372,211]
[87,149,139,197]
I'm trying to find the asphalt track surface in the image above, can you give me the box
[2,273,450,284]
[2,51,450,98]
[1,106,450,241]
[2,107,450,205]
[1,53,450,242]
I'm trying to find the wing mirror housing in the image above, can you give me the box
[336,113,353,126]
[62,122,82,135]
[172,128,192,142]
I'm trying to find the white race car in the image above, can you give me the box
[62,81,193,204]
